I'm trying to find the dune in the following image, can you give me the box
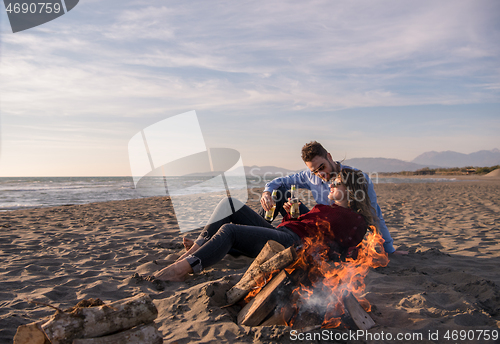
[483,168,500,178]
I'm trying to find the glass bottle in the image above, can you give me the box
[290,185,300,219]
[264,190,278,221]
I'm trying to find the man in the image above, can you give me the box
[260,141,405,255]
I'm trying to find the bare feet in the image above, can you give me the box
[154,253,181,266]
[154,259,193,282]
[183,237,194,251]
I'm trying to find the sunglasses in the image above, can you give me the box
[311,163,327,175]
[330,179,344,188]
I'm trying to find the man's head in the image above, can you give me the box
[301,141,328,162]
[301,141,338,181]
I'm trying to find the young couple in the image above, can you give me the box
[154,141,406,281]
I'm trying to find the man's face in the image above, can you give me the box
[305,154,336,182]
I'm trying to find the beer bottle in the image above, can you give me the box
[264,190,278,221]
[290,185,300,219]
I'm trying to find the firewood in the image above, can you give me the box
[343,293,375,330]
[39,293,157,344]
[13,321,50,344]
[260,246,297,273]
[248,240,286,270]
[72,323,162,344]
[226,240,285,304]
[237,270,292,326]
[260,303,295,327]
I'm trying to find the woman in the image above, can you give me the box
[154,168,377,281]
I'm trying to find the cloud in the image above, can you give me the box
[2,0,499,119]
[1,0,499,175]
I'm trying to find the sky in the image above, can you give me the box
[0,0,499,176]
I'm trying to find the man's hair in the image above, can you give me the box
[301,141,328,162]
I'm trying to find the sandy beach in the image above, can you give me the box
[1,177,500,343]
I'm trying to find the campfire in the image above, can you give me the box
[227,225,389,330]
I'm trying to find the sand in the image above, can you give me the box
[1,178,500,343]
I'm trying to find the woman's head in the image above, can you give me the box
[328,168,378,229]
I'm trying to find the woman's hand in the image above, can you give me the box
[283,199,291,214]
[283,198,301,215]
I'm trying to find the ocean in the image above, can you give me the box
[0,175,460,211]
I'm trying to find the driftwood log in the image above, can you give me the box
[72,323,162,344]
[13,322,50,344]
[226,244,296,305]
[14,293,158,344]
[237,270,292,326]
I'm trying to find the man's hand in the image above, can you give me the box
[260,191,274,212]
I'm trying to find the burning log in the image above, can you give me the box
[260,303,295,326]
[14,293,160,344]
[343,293,375,330]
[233,227,388,330]
[237,270,293,326]
[226,241,295,305]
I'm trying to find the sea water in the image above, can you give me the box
[0,175,461,211]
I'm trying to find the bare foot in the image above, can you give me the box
[154,253,180,266]
[183,237,194,251]
[154,259,193,282]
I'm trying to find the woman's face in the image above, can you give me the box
[328,175,347,203]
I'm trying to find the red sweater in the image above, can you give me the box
[277,204,367,249]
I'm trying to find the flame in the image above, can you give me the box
[243,270,280,303]
[286,224,389,329]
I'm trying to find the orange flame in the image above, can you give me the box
[287,224,389,329]
[243,270,280,303]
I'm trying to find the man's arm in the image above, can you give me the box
[261,171,312,211]
[263,170,311,193]
[364,174,396,254]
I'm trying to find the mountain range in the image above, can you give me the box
[342,148,500,173]
[187,149,500,176]
[342,158,439,173]
[244,149,500,175]
[411,149,500,168]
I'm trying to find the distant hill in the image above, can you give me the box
[343,158,438,173]
[412,149,500,168]
[187,149,500,177]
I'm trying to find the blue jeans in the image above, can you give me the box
[191,197,300,270]
[257,185,310,221]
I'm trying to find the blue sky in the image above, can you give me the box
[0,0,499,176]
